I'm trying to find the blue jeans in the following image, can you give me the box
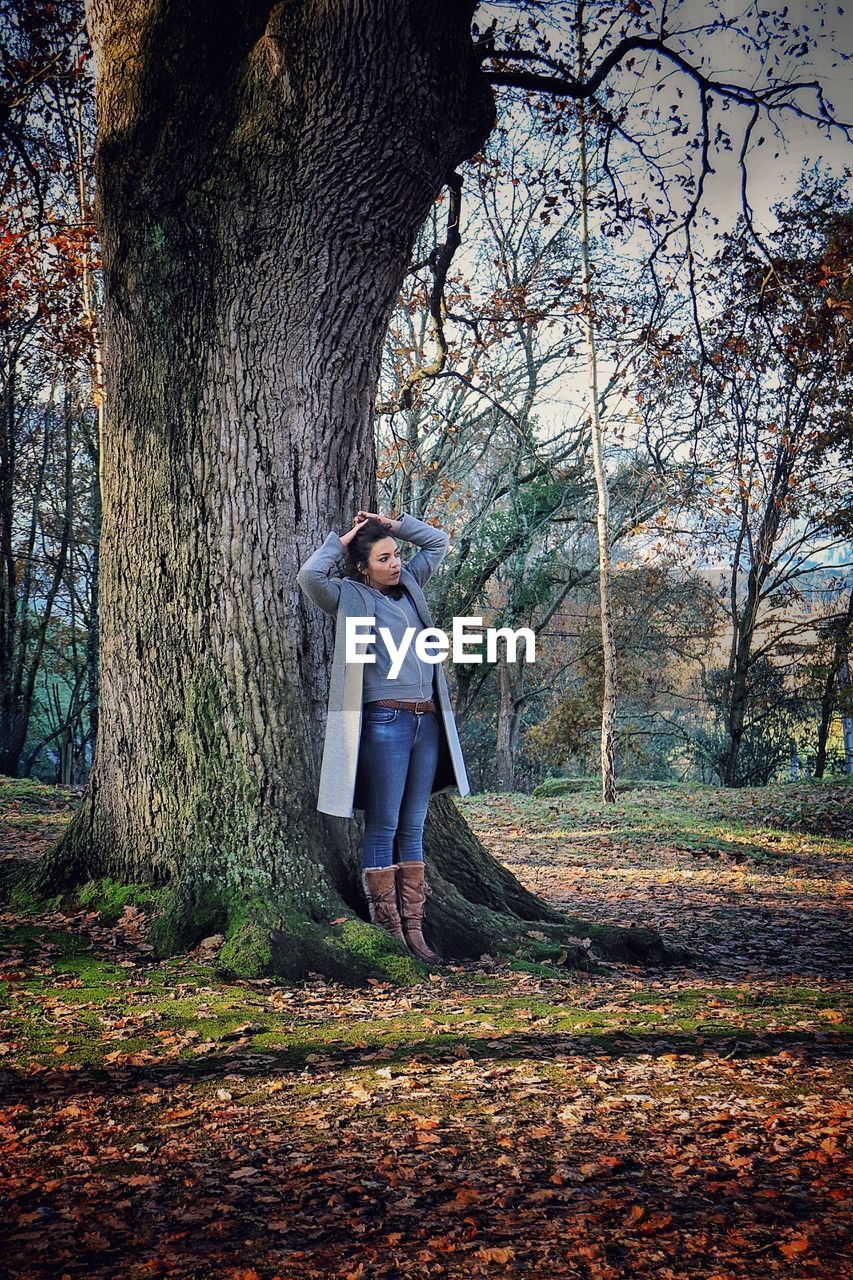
[358,706,440,869]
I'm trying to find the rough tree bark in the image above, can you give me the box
[11,0,685,982]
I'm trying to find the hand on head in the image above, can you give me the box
[339,516,369,547]
[354,509,393,529]
[339,510,396,552]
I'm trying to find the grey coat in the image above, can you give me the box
[297,523,471,818]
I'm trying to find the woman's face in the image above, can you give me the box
[362,536,401,589]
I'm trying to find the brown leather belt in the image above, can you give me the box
[365,698,436,714]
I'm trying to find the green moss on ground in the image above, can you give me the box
[76,877,171,924]
[3,919,848,1073]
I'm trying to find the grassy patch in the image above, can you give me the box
[76,878,170,925]
[4,919,848,1073]
[0,776,80,812]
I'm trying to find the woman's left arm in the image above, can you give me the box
[392,512,450,587]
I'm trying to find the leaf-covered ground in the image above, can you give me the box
[0,776,850,1279]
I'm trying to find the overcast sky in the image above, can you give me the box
[477,0,852,236]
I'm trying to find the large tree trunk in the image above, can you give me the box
[11,0,685,981]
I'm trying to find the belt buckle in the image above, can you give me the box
[413,700,425,714]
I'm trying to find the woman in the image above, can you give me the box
[296,509,470,965]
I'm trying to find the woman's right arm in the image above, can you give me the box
[296,532,346,615]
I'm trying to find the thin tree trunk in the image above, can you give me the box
[495,654,523,791]
[720,618,756,788]
[815,588,853,778]
[815,666,835,778]
[839,658,853,776]
[0,360,24,773]
[719,449,791,786]
[0,378,73,776]
[577,10,617,805]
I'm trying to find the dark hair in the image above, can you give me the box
[344,518,405,600]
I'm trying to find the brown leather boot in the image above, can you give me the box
[362,866,406,944]
[395,860,443,964]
